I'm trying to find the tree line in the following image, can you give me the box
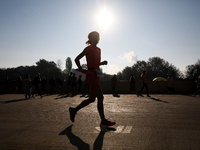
[0,56,200,82]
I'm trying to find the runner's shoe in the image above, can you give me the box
[69,107,76,122]
[137,93,139,97]
[100,119,116,127]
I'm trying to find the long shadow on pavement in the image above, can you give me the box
[0,98,28,104]
[149,97,169,103]
[59,125,116,150]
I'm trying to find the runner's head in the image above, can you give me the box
[86,31,100,45]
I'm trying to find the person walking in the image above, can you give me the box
[137,71,150,97]
[69,31,116,127]
[24,74,32,99]
[32,73,42,98]
[167,74,174,93]
[111,74,117,94]
[130,74,135,93]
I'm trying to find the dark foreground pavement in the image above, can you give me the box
[0,94,200,150]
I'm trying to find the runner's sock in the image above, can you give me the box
[100,116,106,122]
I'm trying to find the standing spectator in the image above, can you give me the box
[111,74,117,94]
[72,73,77,92]
[41,76,47,94]
[192,74,197,94]
[56,78,63,93]
[24,74,31,99]
[137,71,150,97]
[32,73,42,98]
[17,76,23,93]
[49,76,56,94]
[130,74,135,93]
[77,75,83,93]
[5,75,10,93]
[167,74,174,93]
[194,75,200,97]
[67,72,73,93]
[83,80,89,97]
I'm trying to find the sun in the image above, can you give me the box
[97,8,113,29]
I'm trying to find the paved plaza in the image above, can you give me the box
[0,94,200,150]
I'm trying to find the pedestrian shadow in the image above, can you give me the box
[0,98,28,104]
[112,93,120,98]
[149,97,169,103]
[54,94,69,100]
[54,93,78,100]
[59,125,116,150]
[80,94,89,98]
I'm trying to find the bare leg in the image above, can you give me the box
[94,88,105,120]
[75,91,96,112]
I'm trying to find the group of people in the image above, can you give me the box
[10,73,64,99]
[67,72,82,93]
[24,73,49,99]
[192,74,200,97]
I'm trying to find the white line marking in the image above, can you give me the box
[122,126,132,133]
[95,127,101,132]
[94,126,133,133]
[114,126,124,133]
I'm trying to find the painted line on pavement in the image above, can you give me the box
[94,126,132,133]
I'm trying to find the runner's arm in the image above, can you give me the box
[75,50,87,73]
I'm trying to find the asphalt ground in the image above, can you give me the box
[0,94,200,150]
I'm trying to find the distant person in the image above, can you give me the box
[49,76,56,94]
[77,75,83,93]
[130,74,135,93]
[5,75,10,93]
[111,74,117,94]
[192,74,197,94]
[69,31,116,127]
[83,80,89,97]
[41,76,47,94]
[56,78,63,93]
[67,72,73,93]
[194,75,200,97]
[72,73,77,92]
[167,74,174,93]
[24,74,32,99]
[137,71,150,97]
[17,76,23,93]
[32,73,42,98]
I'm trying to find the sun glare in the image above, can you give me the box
[97,8,113,29]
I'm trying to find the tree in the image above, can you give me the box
[56,59,63,70]
[63,57,72,75]
[185,59,200,79]
[117,57,183,81]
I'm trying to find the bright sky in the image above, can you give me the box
[0,0,199,75]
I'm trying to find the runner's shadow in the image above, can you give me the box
[1,98,27,104]
[112,93,120,98]
[59,125,116,150]
[59,125,90,150]
[149,97,169,103]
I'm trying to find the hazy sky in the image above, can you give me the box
[0,0,199,75]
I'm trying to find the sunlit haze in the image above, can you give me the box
[96,8,114,30]
[0,0,200,75]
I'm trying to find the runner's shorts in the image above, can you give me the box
[86,72,100,91]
